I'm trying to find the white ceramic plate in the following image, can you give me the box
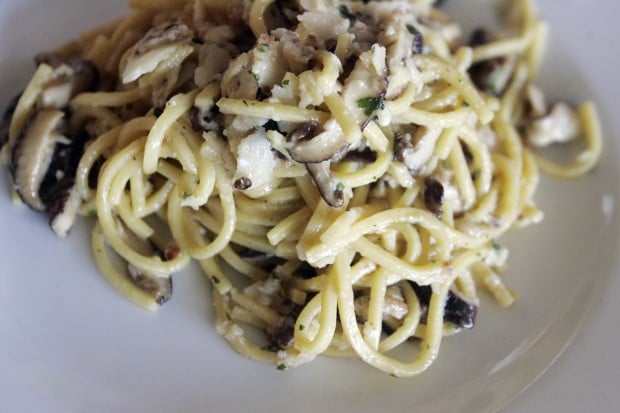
[1,1,618,412]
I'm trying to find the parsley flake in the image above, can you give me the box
[406,24,420,36]
[357,96,385,116]
[491,240,502,253]
[339,5,356,21]
[262,345,282,353]
[277,363,286,371]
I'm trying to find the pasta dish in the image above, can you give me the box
[0,0,601,376]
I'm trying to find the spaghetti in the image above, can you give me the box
[0,0,602,376]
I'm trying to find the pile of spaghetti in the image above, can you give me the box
[0,0,601,376]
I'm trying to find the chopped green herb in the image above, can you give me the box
[406,24,420,36]
[277,363,286,371]
[339,5,356,21]
[486,76,498,94]
[256,43,269,52]
[299,324,305,331]
[87,208,97,216]
[491,240,502,253]
[357,96,385,116]
[262,344,282,353]
[252,72,260,82]
[182,191,191,199]
[225,312,232,322]
[462,101,470,107]
[390,373,398,378]
[212,276,221,284]
[281,79,290,86]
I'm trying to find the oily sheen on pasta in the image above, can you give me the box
[1,0,601,376]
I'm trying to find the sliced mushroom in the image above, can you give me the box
[127,263,173,305]
[442,289,478,329]
[286,119,349,163]
[271,303,303,349]
[343,147,377,163]
[238,248,283,272]
[37,129,88,237]
[9,110,69,211]
[117,220,173,305]
[121,22,194,84]
[468,28,516,96]
[423,177,444,215]
[306,161,345,208]
[35,54,99,108]
[394,128,442,173]
[411,283,478,329]
[48,186,82,238]
[220,52,259,99]
[6,55,99,235]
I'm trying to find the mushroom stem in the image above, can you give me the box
[306,161,345,208]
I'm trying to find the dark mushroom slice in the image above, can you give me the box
[190,105,221,132]
[39,132,88,238]
[270,303,304,349]
[127,264,173,305]
[121,22,194,84]
[48,186,82,238]
[233,176,252,190]
[238,247,284,272]
[468,28,516,96]
[410,282,478,329]
[263,0,301,32]
[286,120,350,164]
[306,161,345,208]
[393,127,441,174]
[9,110,68,211]
[343,147,377,164]
[423,177,444,215]
[394,133,415,164]
[35,54,99,108]
[117,220,173,305]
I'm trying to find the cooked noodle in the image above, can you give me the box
[0,0,601,376]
